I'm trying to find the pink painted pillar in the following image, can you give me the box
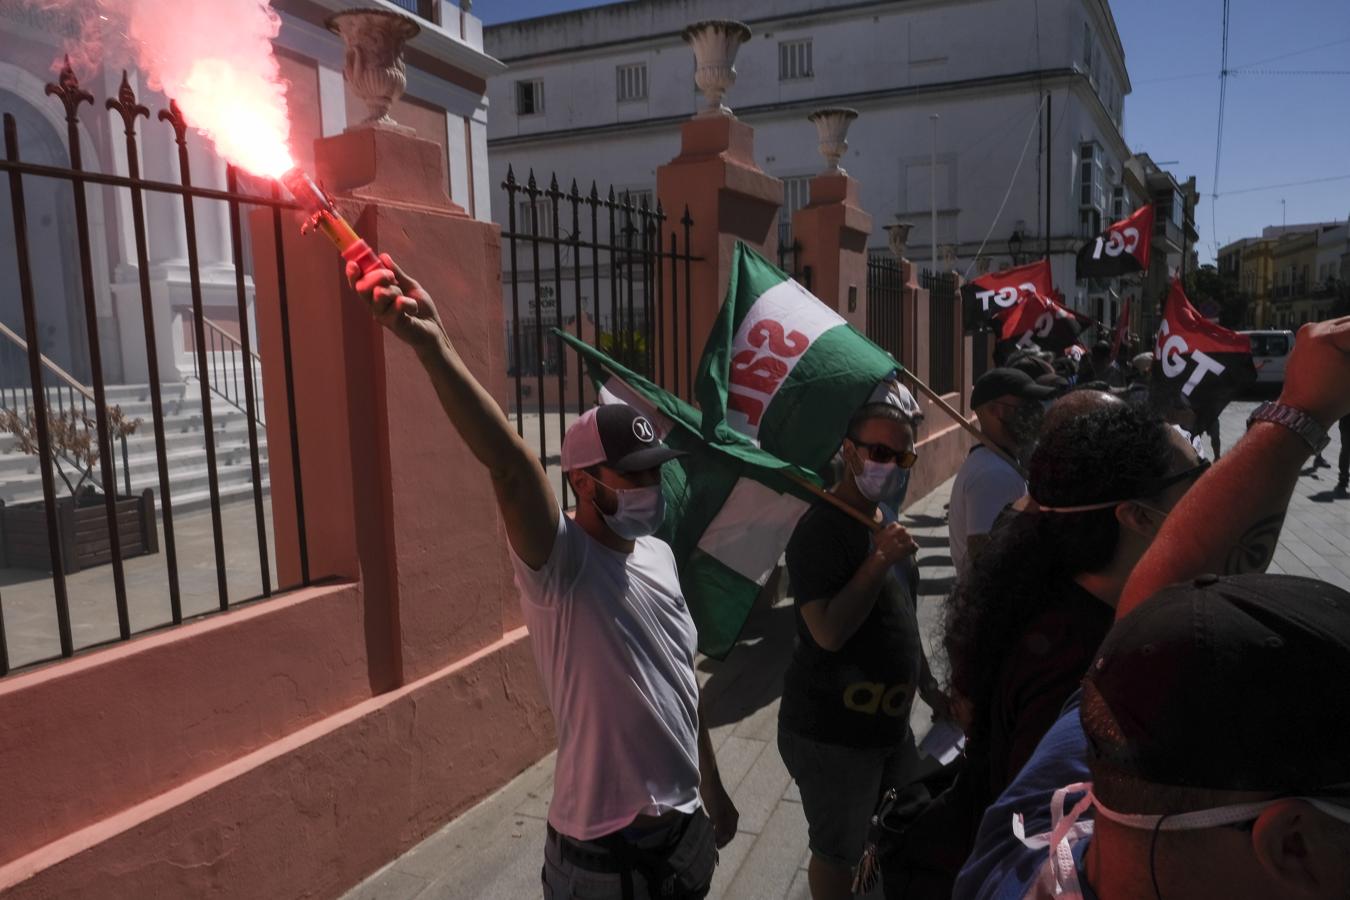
[656,115,781,397]
[252,127,515,688]
[792,171,872,332]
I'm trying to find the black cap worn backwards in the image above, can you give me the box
[595,403,686,473]
[971,367,1057,409]
[1083,574,1350,794]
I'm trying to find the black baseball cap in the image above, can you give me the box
[971,367,1057,408]
[561,403,687,473]
[1083,574,1350,794]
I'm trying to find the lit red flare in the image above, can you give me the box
[279,168,417,315]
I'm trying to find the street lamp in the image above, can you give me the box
[1008,226,1025,266]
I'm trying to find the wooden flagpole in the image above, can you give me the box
[899,368,1027,478]
[783,471,883,533]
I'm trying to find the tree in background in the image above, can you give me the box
[1185,263,1247,329]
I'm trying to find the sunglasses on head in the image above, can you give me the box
[852,441,919,470]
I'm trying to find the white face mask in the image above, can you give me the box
[1015,780,1350,898]
[584,473,665,540]
[853,457,910,504]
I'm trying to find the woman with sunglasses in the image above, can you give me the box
[880,397,1207,899]
[777,402,946,900]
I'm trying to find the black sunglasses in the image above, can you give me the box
[853,441,919,470]
[1145,459,1212,494]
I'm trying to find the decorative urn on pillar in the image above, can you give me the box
[885,219,914,261]
[327,8,421,132]
[681,20,752,117]
[807,107,859,174]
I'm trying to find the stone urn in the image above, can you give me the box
[808,108,858,174]
[327,8,421,132]
[681,20,751,117]
[885,219,914,260]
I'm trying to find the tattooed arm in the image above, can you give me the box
[1119,317,1350,619]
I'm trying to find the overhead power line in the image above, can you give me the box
[1134,35,1350,85]
[1229,68,1350,77]
[1210,173,1350,198]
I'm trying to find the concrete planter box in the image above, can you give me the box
[0,489,158,574]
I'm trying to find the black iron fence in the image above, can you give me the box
[500,168,699,509]
[922,270,959,395]
[0,64,309,676]
[777,222,812,291]
[866,251,905,365]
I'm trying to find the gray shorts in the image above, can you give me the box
[778,727,921,868]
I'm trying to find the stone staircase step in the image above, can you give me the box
[0,382,273,513]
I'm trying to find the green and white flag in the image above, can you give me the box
[558,331,818,659]
[697,242,901,472]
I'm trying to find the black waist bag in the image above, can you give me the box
[594,810,717,899]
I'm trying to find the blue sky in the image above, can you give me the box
[478,0,1350,263]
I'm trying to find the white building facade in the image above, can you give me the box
[485,0,1136,315]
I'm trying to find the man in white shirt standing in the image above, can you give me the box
[948,369,1052,573]
[349,255,737,899]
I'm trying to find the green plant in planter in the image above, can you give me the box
[0,405,142,500]
[597,329,650,374]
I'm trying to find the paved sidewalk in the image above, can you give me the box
[345,397,1350,900]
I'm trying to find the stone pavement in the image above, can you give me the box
[344,396,1350,900]
[0,497,277,670]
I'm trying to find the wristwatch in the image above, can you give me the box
[1246,401,1331,453]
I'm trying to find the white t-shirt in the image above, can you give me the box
[511,511,702,841]
[948,446,1026,574]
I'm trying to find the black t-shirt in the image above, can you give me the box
[779,502,923,748]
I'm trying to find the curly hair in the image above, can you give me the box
[942,401,1177,750]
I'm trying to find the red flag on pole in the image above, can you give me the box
[1109,295,1132,363]
[1151,279,1256,428]
[1077,204,1154,279]
[960,259,1055,333]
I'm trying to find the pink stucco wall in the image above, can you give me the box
[0,124,556,898]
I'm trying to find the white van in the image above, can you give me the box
[1240,330,1296,384]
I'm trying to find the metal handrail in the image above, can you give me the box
[0,318,132,496]
[197,313,262,364]
[0,320,95,402]
[184,309,265,426]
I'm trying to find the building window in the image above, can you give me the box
[1111,186,1125,220]
[517,198,555,238]
[618,189,654,212]
[1079,208,1102,239]
[516,80,544,116]
[1079,143,1104,210]
[779,39,814,81]
[1083,23,1095,76]
[616,63,647,103]
[387,0,439,22]
[778,176,812,243]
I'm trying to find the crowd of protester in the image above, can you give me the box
[349,254,1350,900]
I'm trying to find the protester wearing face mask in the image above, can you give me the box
[948,369,1055,574]
[957,315,1350,900]
[881,401,1204,899]
[777,403,945,900]
[348,258,735,899]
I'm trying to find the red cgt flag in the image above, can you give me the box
[1077,204,1154,279]
[1151,279,1255,429]
[997,287,1091,357]
[961,259,1055,333]
[1109,295,1133,362]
